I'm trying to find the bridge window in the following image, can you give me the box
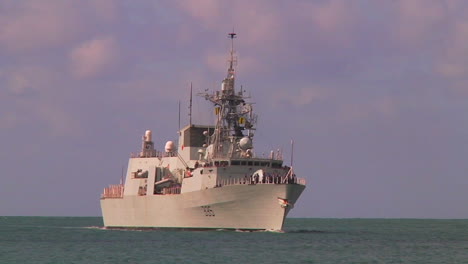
[272,162,282,168]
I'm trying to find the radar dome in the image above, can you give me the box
[145,130,152,142]
[239,137,252,150]
[165,141,175,152]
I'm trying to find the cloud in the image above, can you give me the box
[69,36,120,79]
[307,1,354,34]
[435,20,468,76]
[6,73,32,96]
[436,63,466,78]
[204,53,228,75]
[0,96,78,137]
[174,0,221,29]
[0,112,20,130]
[87,0,119,24]
[271,86,330,108]
[432,14,468,95]
[0,1,120,55]
[393,0,447,47]
[204,51,263,77]
[0,64,79,135]
[0,1,83,53]
[173,0,283,47]
[0,65,59,97]
[36,103,79,136]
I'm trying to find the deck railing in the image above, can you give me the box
[162,186,181,195]
[215,176,306,187]
[130,151,178,158]
[101,184,124,198]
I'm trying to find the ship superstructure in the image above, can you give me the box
[100,33,306,230]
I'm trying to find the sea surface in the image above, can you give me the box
[0,217,466,264]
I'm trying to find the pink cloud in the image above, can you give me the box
[434,19,468,94]
[0,1,84,53]
[204,50,266,79]
[204,52,228,75]
[87,0,119,24]
[435,63,466,78]
[173,0,283,47]
[271,86,331,108]
[37,102,80,136]
[174,0,221,29]
[306,1,354,34]
[69,36,120,79]
[373,97,397,118]
[393,0,447,46]
[231,3,283,48]
[1,65,59,96]
[0,112,19,130]
[0,1,120,54]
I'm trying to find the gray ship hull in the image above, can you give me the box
[101,183,305,230]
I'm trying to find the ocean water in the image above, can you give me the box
[0,217,466,264]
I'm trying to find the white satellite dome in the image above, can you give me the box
[145,130,152,142]
[165,141,175,152]
[239,137,252,150]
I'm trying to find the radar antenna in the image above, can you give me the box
[189,82,193,126]
[228,32,237,77]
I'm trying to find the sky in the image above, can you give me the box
[1,0,467,218]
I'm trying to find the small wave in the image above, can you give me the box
[234,229,285,233]
[284,229,333,234]
[83,226,145,232]
[83,226,108,230]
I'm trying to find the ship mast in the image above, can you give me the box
[200,32,257,159]
[227,32,237,86]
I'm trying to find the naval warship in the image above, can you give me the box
[100,33,306,231]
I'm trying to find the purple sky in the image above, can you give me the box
[1,0,467,218]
